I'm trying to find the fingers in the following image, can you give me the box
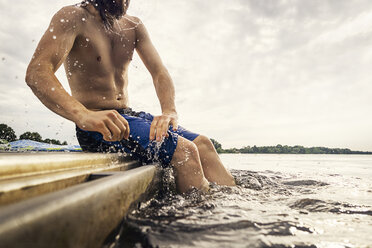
[159,122,169,141]
[149,117,158,141]
[170,118,178,131]
[116,113,130,139]
[123,119,130,140]
[150,117,168,141]
[101,111,130,141]
[98,123,113,142]
[150,116,173,141]
[104,119,121,141]
[113,117,126,140]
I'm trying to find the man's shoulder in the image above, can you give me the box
[124,15,143,28]
[125,15,141,23]
[52,5,87,23]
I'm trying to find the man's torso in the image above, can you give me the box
[64,5,139,110]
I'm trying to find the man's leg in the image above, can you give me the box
[193,135,236,186]
[170,136,210,193]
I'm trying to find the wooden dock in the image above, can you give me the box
[0,153,161,248]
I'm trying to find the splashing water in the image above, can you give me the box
[105,154,372,248]
[146,138,165,164]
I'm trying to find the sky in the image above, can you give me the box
[0,0,371,151]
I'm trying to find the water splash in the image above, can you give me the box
[107,167,372,248]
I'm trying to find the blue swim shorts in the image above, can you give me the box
[76,108,199,167]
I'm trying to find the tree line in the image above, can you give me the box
[210,139,372,155]
[0,123,67,145]
[2,123,370,153]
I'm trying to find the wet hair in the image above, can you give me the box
[80,0,127,27]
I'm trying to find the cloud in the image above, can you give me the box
[0,0,371,151]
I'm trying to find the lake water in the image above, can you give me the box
[112,154,372,248]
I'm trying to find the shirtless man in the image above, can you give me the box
[25,0,235,193]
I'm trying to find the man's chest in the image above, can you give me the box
[72,23,137,67]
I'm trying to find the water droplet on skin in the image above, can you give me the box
[103,97,106,100]
[68,72,72,76]
[34,82,38,85]
[86,38,90,42]
[52,35,57,39]
[82,18,86,22]
[49,28,54,32]
[60,19,65,23]
[51,87,55,91]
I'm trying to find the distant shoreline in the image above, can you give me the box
[210,142,372,155]
[219,152,372,155]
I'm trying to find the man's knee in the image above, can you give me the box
[193,135,215,152]
[171,137,200,166]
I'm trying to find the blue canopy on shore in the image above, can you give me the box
[9,140,82,152]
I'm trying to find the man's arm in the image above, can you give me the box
[135,18,178,141]
[25,6,129,141]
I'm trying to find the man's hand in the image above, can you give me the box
[150,112,178,141]
[77,110,130,142]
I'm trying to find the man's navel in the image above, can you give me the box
[116,93,123,101]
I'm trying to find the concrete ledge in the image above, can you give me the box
[0,153,141,205]
[0,153,133,180]
[0,165,160,248]
[0,160,139,206]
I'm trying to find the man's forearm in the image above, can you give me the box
[25,65,88,125]
[153,68,177,114]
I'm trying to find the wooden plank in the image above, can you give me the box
[0,165,160,248]
[0,153,133,180]
[0,160,139,206]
